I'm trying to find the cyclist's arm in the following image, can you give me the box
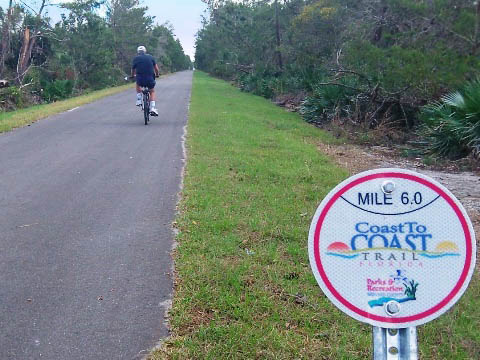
[154,64,160,78]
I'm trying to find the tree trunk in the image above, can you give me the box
[16,0,46,84]
[0,0,13,77]
[372,1,387,44]
[16,27,34,84]
[274,0,283,71]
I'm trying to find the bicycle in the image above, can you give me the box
[126,75,153,126]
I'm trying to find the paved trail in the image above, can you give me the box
[0,71,193,359]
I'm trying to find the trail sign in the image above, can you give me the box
[308,168,476,329]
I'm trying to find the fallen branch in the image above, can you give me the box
[19,81,34,89]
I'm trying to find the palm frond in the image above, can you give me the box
[441,91,465,109]
[422,79,480,159]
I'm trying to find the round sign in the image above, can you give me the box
[308,168,476,328]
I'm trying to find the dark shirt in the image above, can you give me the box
[132,54,156,77]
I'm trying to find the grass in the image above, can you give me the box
[151,72,480,359]
[0,83,134,133]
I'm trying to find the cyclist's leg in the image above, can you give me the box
[148,77,158,116]
[148,76,156,101]
[149,89,158,116]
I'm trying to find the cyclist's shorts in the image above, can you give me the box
[136,75,155,89]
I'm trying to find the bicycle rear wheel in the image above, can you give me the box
[143,92,150,125]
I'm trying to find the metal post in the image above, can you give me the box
[373,327,418,360]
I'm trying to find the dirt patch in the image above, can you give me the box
[319,142,480,269]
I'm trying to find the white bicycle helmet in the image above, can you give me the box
[137,45,146,54]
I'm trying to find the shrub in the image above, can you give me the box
[0,86,25,110]
[238,71,277,98]
[40,79,74,102]
[421,79,480,159]
[299,79,357,125]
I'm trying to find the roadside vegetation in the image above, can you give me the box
[0,82,133,133]
[152,72,480,359]
[0,0,191,112]
[196,0,480,160]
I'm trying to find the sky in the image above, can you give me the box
[0,0,208,59]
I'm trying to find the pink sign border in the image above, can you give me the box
[312,172,473,324]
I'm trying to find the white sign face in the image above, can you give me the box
[308,168,476,328]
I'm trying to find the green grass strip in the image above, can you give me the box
[153,72,480,359]
[0,83,134,133]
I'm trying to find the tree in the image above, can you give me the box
[152,24,191,73]
[106,0,155,73]
[57,0,117,89]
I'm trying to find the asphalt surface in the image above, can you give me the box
[0,71,193,359]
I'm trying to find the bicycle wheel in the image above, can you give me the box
[143,92,149,125]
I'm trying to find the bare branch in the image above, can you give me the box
[19,80,34,89]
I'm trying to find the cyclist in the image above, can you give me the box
[131,45,160,116]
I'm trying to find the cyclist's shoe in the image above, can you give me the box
[150,107,159,116]
[136,99,142,106]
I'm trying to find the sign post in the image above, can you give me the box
[372,327,417,359]
[308,169,476,358]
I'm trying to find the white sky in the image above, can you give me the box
[0,0,208,59]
